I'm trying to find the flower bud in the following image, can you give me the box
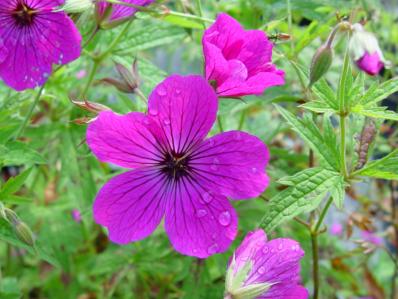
[3,208,35,247]
[71,99,111,113]
[14,221,35,247]
[349,23,389,76]
[99,60,140,94]
[61,0,94,13]
[355,119,376,170]
[309,44,333,86]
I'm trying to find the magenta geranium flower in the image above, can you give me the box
[202,13,285,98]
[348,23,388,76]
[96,0,155,28]
[86,75,270,258]
[0,0,82,91]
[225,230,308,299]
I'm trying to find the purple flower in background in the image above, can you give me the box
[203,13,285,98]
[225,230,308,299]
[71,209,82,223]
[330,223,343,236]
[0,0,82,91]
[348,23,388,76]
[96,0,155,28]
[361,230,382,246]
[87,75,269,258]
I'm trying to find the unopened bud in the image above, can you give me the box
[309,44,333,86]
[61,0,94,13]
[3,208,35,247]
[99,60,140,94]
[14,221,35,247]
[71,116,98,125]
[71,99,111,114]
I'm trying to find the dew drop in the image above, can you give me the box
[149,108,158,116]
[202,192,213,203]
[278,242,284,250]
[211,157,220,171]
[196,209,207,218]
[211,233,217,240]
[175,88,181,95]
[209,139,215,146]
[163,118,171,125]
[258,266,266,274]
[251,167,257,174]
[262,246,269,254]
[207,243,219,255]
[218,211,231,226]
[157,85,167,96]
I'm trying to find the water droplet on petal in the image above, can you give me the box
[278,242,284,250]
[202,192,213,203]
[157,85,167,96]
[149,108,158,116]
[211,157,220,171]
[209,139,215,146]
[196,209,207,218]
[218,211,231,226]
[163,118,171,125]
[211,233,217,240]
[258,266,266,274]
[207,243,219,255]
[251,167,257,173]
[175,88,181,95]
[262,246,269,254]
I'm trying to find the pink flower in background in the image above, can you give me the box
[361,230,382,246]
[225,230,308,299]
[0,0,82,91]
[203,13,285,98]
[87,75,269,258]
[71,209,82,223]
[330,223,343,236]
[96,0,155,28]
[348,23,388,76]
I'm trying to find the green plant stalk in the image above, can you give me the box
[15,85,45,139]
[311,232,319,299]
[340,114,348,178]
[286,0,293,55]
[195,0,206,29]
[217,116,224,132]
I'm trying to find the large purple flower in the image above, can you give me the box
[96,0,155,28]
[225,230,308,299]
[86,75,270,258]
[0,0,81,91]
[203,13,285,98]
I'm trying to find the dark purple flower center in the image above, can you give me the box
[161,152,191,181]
[12,3,37,27]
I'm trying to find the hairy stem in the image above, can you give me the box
[311,232,319,299]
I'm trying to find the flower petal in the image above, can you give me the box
[0,9,81,91]
[97,0,155,21]
[190,131,269,199]
[164,176,237,258]
[93,169,170,244]
[87,111,165,169]
[148,75,218,154]
[258,285,309,299]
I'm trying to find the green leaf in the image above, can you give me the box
[353,149,398,180]
[161,14,205,29]
[0,142,46,166]
[260,168,345,232]
[275,105,340,170]
[360,77,398,105]
[352,105,398,121]
[115,21,186,54]
[0,277,21,299]
[0,168,32,196]
[300,101,336,114]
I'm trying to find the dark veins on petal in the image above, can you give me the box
[12,2,38,27]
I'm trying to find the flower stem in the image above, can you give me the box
[80,60,99,98]
[217,116,224,132]
[311,232,319,299]
[15,85,45,139]
[340,114,348,178]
